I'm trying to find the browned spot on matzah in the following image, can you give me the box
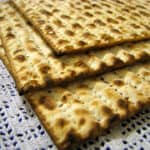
[72,23,83,29]
[6,32,15,39]
[60,14,71,20]
[78,117,86,125]
[82,32,95,39]
[74,108,90,116]
[44,97,56,110]
[117,16,126,21]
[94,19,106,26]
[117,99,128,108]
[113,80,124,86]
[101,105,113,115]
[87,23,96,29]
[84,11,93,17]
[77,41,87,46]
[39,64,51,74]
[101,34,114,41]
[37,19,45,25]
[56,118,69,128]
[15,55,26,62]
[65,30,75,36]
[111,28,122,34]
[40,9,52,16]
[58,39,69,45]
[0,16,4,21]
[107,18,119,24]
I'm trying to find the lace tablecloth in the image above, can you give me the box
[0,0,150,148]
[0,59,150,150]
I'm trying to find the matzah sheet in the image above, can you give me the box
[0,2,149,93]
[12,0,150,54]
[26,62,150,150]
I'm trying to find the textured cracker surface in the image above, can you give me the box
[0,39,5,61]
[12,0,150,54]
[0,2,150,93]
[26,62,150,150]
[0,38,9,66]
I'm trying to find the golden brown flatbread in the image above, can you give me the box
[12,0,150,54]
[26,62,150,150]
[0,2,149,93]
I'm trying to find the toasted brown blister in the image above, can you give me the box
[12,0,150,54]
[0,2,150,93]
[26,62,150,150]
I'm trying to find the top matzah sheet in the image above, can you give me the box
[12,0,150,54]
[0,2,150,93]
[26,62,150,150]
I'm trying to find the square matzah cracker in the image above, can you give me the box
[12,0,150,54]
[0,2,150,93]
[26,62,150,150]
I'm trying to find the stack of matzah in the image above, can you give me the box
[0,0,150,150]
